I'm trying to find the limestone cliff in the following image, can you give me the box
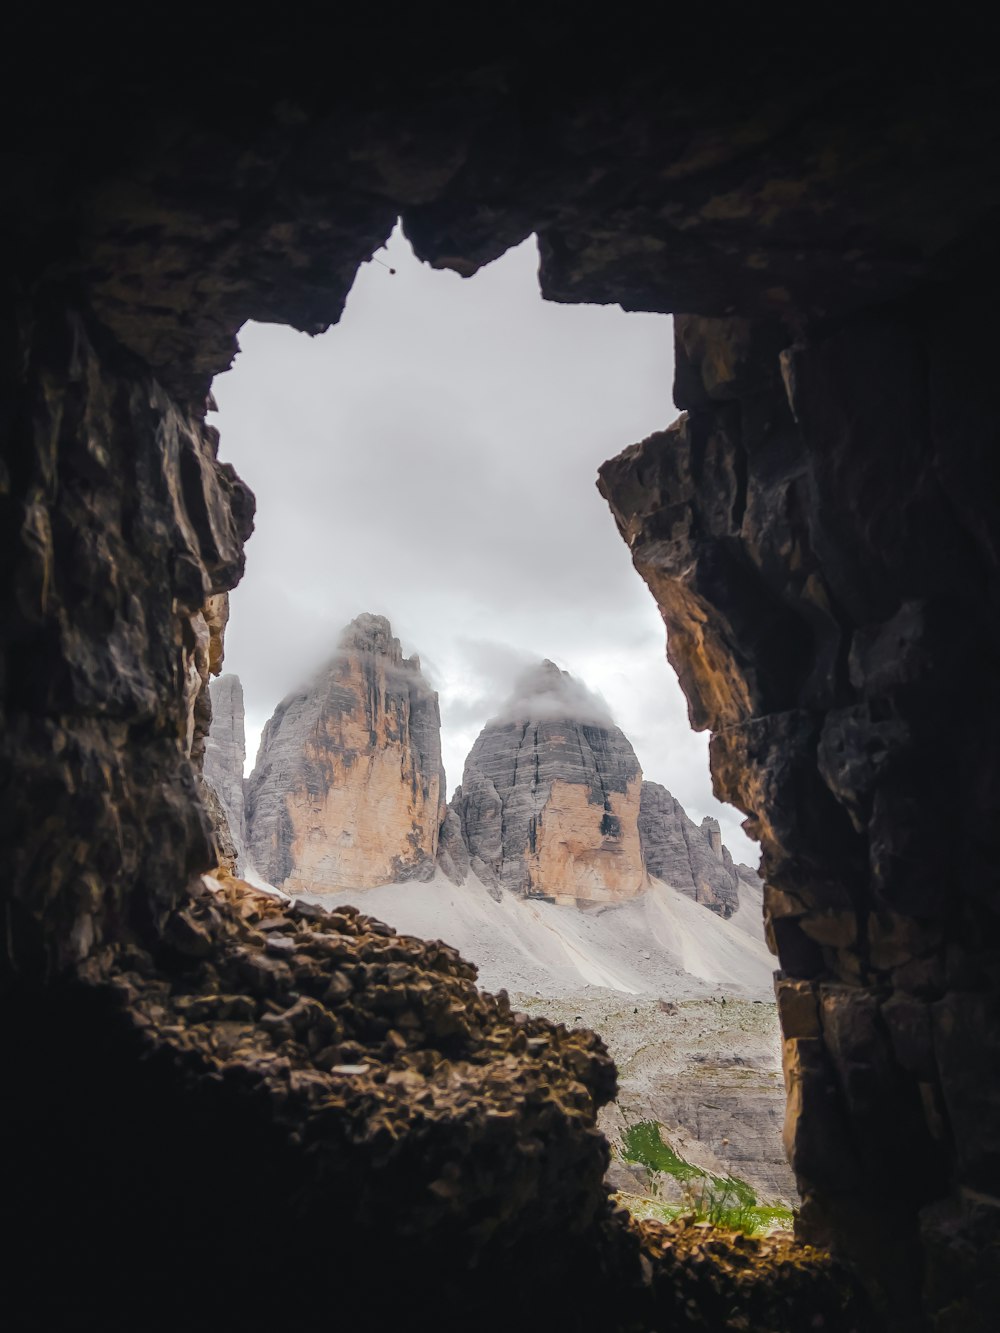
[245,614,445,894]
[449,661,647,906]
[637,782,743,918]
[436,805,472,889]
[203,673,248,875]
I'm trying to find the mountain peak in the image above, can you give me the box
[450,660,645,905]
[337,612,402,660]
[496,659,615,728]
[245,617,444,893]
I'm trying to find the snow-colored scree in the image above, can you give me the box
[294,873,775,1001]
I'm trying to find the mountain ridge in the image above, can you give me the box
[243,613,446,894]
[211,619,760,928]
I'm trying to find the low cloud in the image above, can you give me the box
[493,661,615,728]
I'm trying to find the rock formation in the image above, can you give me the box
[245,615,445,894]
[448,661,647,906]
[637,781,742,917]
[7,26,1000,1329]
[441,667,754,916]
[436,804,472,888]
[203,673,248,874]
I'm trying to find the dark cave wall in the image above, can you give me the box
[0,302,253,978]
[1,24,999,1330]
[599,300,1000,1322]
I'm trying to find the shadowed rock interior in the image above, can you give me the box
[2,13,998,1331]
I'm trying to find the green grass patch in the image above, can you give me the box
[618,1119,794,1236]
[620,1120,704,1183]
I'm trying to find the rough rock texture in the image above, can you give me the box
[599,303,1000,1325]
[530,992,794,1206]
[4,20,1000,1329]
[199,780,242,877]
[0,307,254,979]
[245,615,445,894]
[638,781,742,916]
[203,673,248,874]
[2,876,870,1331]
[450,662,647,906]
[190,593,230,774]
[437,804,472,888]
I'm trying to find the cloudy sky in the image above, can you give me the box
[210,225,757,864]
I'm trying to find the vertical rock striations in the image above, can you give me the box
[203,673,248,875]
[442,662,753,914]
[450,661,647,906]
[245,614,445,894]
[637,782,742,917]
[436,805,472,888]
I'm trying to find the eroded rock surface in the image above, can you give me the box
[246,615,445,894]
[599,306,1000,1324]
[437,805,472,888]
[3,875,871,1331]
[449,662,647,906]
[5,26,1000,1329]
[0,307,255,978]
[203,673,248,874]
[639,782,742,917]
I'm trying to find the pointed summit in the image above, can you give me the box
[494,658,615,728]
[337,612,403,660]
[447,662,646,907]
[245,613,445,893]
[527,658,565,684]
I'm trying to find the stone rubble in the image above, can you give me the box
[56,873,871,1330]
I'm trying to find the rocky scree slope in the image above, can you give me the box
[4,871,872,1331]
[311,872,775,1002]
[245,614,445,895]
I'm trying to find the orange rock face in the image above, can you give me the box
[448,662,648,906]
[533,776,647,907]
[246,615,445,893]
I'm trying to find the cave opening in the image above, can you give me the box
[209,223,705,830]
[4,21,1000,1332]
[204,220,791,1231]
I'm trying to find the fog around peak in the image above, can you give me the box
[492,661,616,728]
[210,225,757,862]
